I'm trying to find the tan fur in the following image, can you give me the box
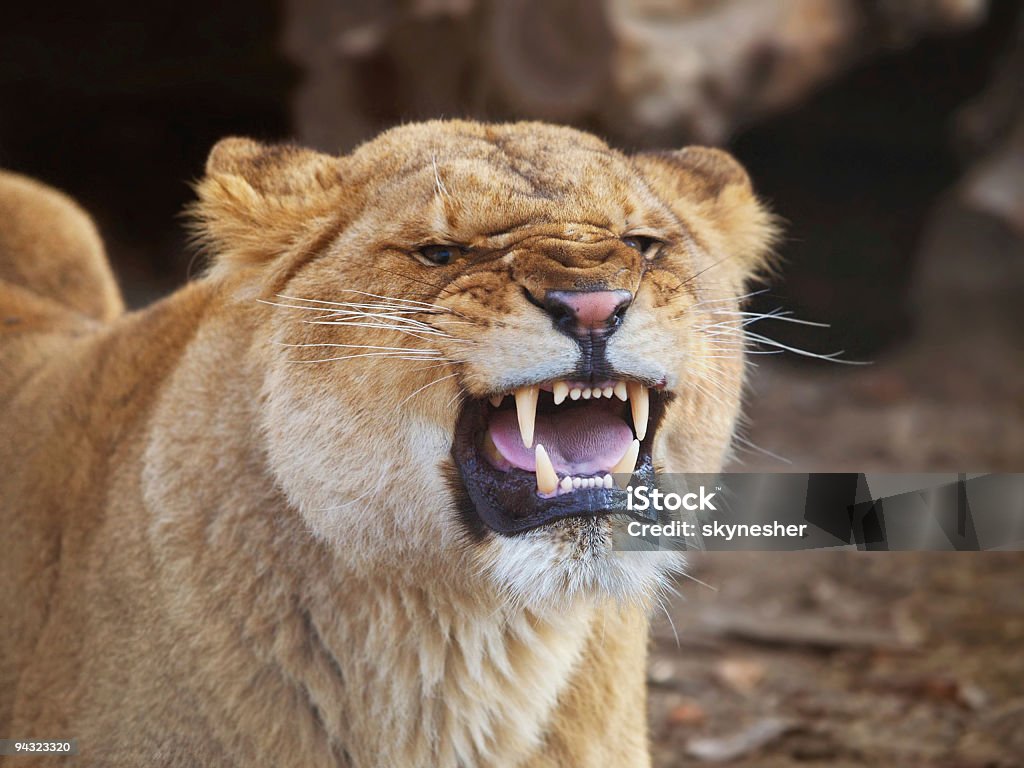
[0,121,776,766]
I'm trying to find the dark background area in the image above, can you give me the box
[0,1,1019,355]
[2,2,1022,765]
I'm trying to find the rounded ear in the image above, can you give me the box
[191,138,346,271]
[634,147,780,279]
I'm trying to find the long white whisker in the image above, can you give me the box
[399,372,458,406]
[289,352,449,364]
[276,341,442,353]
[732,434,792,465]
[713,310,831,328]
[287,290,473,320]
[742,331,867,364]
[689,289,770,309]
[277,292,449,311]
[258,299,348,314]
[301,320,454,338]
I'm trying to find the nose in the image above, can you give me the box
[543,289,633,336]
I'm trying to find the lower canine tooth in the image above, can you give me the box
[553,381,569,405]
[534,444,558,494]
[610,439,640,484]
[514,385,539,447]
[627,382,650,441]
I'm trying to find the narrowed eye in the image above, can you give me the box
[622,235,661,256]
[416,244,463,266]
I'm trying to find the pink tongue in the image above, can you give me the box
[488,408,633,476]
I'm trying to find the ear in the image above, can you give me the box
[634,147,779,280]
[191,138,345,271]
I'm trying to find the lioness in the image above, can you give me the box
[0,121,775,767]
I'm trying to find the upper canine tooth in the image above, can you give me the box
[627,382,649,441]
[611,439,640,486]
[534,444,558,494]
[614,381,628,401]
[489,394,504,408]
[514,385,540,447]
[553,381,569,405]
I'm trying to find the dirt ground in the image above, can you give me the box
[649,553,1024,767]
[647,206,1024,766]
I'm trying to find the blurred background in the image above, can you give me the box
[2,1,1022,764]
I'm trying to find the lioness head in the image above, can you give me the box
[193,121,776,610]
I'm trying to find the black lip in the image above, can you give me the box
[450,387,667,535]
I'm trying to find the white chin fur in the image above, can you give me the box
[478,518,685,615]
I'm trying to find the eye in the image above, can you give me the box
[415,244,462,266]
[622,235,661,257]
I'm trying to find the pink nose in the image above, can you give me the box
[543,289,633,335]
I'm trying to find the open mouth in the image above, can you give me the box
[451,378,668,535]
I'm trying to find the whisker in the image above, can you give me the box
[301,320,454,339]
[289,352,450,364]
[742,331,867,364]
[258,299,347,314]
[276,341,442,353]
[732,434,792,465]
[689,288,770,309]
[278,291,451,312]
[398,372,459,406]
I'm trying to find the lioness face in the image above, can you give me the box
[197,121,775,608]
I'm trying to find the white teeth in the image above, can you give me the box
[534,444,558,494]
[569,388,582,401]
[489,394,504,408]
[614,381,628,401]
[552,381,569,405]
[582,388,592,399]
[514,385,539,448]
[602,386,614,399]
[627,382,649,441]
[611,439,640,486]
[552,472,617,495]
